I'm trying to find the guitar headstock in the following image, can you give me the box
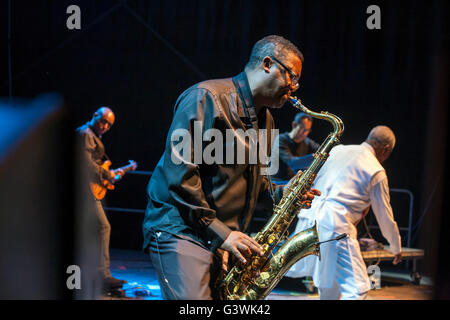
[128,160,138,171]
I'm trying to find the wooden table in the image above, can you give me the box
[361,246,424,284]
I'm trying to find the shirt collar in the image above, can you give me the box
[87,123,102,140]
[361,141,376,156]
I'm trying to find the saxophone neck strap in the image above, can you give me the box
[233,73,275,203]
[232,73,259,130]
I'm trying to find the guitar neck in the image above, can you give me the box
[118,164,136,173]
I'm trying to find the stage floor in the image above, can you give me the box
[104,249,433,300]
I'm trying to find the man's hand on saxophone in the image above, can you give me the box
[220,185,321,267]
[220,231,264,265]
[300,188,321,208]
[283,174,322,209]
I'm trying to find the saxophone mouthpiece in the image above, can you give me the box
[289,96,308,113]
[289,96,299,104]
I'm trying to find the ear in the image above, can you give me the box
[292,121,297,129]
[379,144,392,161]
[262,56,272,73]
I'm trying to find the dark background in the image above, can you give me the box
[1,0,448,292]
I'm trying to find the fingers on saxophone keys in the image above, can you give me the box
[303,191,315,201]
[247,243,264,257]
[296,198,312,208]
[243,236,264,256]
[233,247,247,264]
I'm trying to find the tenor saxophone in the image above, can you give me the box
[216,96,345,300]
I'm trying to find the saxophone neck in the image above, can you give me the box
[289,96,344,138]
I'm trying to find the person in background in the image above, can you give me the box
[287,125,402,300]
[76,107,127,293]
[271,112,319,181]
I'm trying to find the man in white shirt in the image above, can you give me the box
[287,125,402,300]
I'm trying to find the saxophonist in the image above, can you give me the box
[143,35,320,300]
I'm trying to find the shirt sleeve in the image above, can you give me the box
[79,131,110,182]
[162,88,232,251]
[369,171,402,255]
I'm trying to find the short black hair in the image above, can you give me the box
[294,112,312,125]
[245,35,304,71]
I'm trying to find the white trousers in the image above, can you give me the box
[317,236,370,300]
[318,280,368,300]
[288,217,371,300]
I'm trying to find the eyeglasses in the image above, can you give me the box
[271,56,300,87]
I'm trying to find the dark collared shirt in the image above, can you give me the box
[76,123,110,184]
[272,133,319,181]
[143,72,283,252]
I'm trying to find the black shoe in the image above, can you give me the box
[103,277,127,290]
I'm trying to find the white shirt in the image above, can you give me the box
[299,142,401,254]
[287,142,401,290]
[368,170,401,254]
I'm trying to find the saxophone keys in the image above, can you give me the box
[260,272,270,281]
[233,285,239,295]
